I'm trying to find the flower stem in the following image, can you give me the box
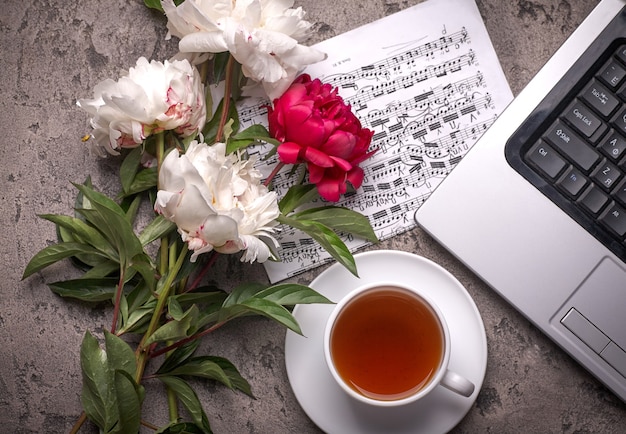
[110,267,126,334]
[215,55,236,143]
[156,132,165,188]
[69,411,87,434]
[149,320,227,360]
[185,251,218,293]
[264,161,285,187]
[134,243,189,383]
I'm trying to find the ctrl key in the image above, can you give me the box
[526,141,567,180]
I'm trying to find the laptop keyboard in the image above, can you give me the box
[505,36,626,263]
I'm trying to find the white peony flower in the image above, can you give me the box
[161,0,327,100]
[77,57,206,155]
[155,140,280,263]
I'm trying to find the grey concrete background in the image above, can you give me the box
[2,0,626,432]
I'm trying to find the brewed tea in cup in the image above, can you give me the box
[323,282,474,406]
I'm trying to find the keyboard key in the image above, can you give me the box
[613,178,626,206]
[599,130,626,161]
[581,79,620,118]
[598,58,626,89]
[599,202,626,237]
[557,166,588,197]
[591,159,622,190]
[563,100,603,138]
[614,44,626,65]
[526,142,567,179]
[611,107,626,135]
[578,185,610,215]
[544,121,601,171]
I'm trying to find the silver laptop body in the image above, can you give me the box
[415,0,626,402]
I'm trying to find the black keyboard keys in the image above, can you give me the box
[522,43,626,255]
[544,121,600,171]
[563,100,604,138]
[581,79,620,118]
[526,142,566,179]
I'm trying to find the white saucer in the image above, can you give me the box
[285,250,487,434]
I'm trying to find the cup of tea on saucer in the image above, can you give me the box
[323,281,475,407]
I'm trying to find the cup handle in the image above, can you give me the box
[440,369,475,397]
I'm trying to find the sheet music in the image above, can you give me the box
[237,0,513,282]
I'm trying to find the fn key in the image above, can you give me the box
[527,142,567,179]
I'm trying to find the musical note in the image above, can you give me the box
[235,14,513,282]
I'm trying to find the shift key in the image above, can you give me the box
[526,141,567,180]
[544,121,600,172]
[563,99,602,138]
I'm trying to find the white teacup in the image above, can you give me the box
[323,281,475,407]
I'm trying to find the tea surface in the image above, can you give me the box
[330,286,444,400]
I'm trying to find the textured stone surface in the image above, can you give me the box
[2,0,626,432]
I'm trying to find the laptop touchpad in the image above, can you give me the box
[559,257,626,376]
[565,258,626,349]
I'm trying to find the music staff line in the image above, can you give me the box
[363,93,494,154]
[274,191,432,262]
[345,51,477,110]
[361,71,485,125]
[238,26,472,125]
[323,27,471,89]
[251,102,496,194]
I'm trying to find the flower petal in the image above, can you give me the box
[277,142,302,164]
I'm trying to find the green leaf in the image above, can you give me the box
[157,340,201,375]
[225,124,278,154]
[143,0,184,11]
[278,214,358,277]
[122,194,142,225]
[173,289,227,308]
[113,370,143,434]
[254,283,333,306]
[291,206,378,243]
[82,260,120,279]
[119,147,142,194]
[129,254,157,295]
[158,376,212,434]
[278,184,319,215]
[217,297,301,334]
[145,304,200,345]
[157,355,252,396]
[107,329,142,433]
[122,167,158,197]
[125,280,153,313]
[74,183,145,267]
[39,214,118,260]
[139,215,176,246]
[166,356,253,397]
[202,97,239,143]
[204,356,253,397]
[160,358,233,389]
[80,331,117,431]
[48,278,118,302]
[22,242,108,279]
[143,0,164,11]
[156,422,205,434]
[80,331,142,432]
[168,297,185,321]
[117,305,154,335]
[211,52,230,84]
[104,330,137,376]
[222,282,265,307]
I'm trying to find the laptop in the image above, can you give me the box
[415,0,626,402]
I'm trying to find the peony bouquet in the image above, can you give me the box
[22,1,377,433]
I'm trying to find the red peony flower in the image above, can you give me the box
[267,74,375,202]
